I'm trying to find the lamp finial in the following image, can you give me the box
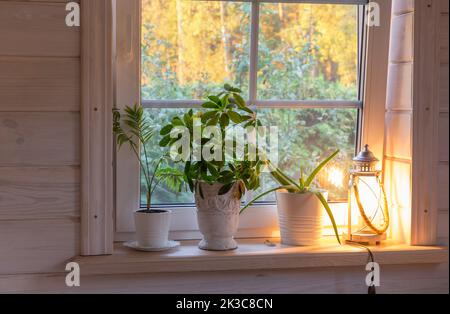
[352,144,379,172]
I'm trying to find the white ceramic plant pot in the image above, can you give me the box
[276,191,327,246]
[195,182,241,251]
[134,209,172,248]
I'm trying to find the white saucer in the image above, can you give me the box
[123,240,180,252]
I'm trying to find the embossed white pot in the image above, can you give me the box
[195,182,241,251]
[134,209,172,248]
[276,191,327,246]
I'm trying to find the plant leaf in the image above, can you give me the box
[184,161,191,177]
[159,135,171,147]
[172,117,184,126]
[221,94,230,108]
[218,183,234,195]
[160,124,173,136]
[198,182,204,199]
[224,84,242,93]
[314,191,341,244]
[227,111,242,124]
[271,166,301,191]
[232,93,244,106]
[188,178,194,193]
[240,185,292,214]
[206,162,219,178]
[206,114,219,126]
[202,101,220,109]
[155,167,186,194]
[183,112,192,126]
[208,95,221,105]
[240,115,252,121]
[201,110,217,123]
[299,167,305,190]
[304,150,340,189]
[220,113,230,128]
[238,180,245,199]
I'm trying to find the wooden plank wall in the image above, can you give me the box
[385,0,448,247]
[0,0,447,293]
[437,0,449,246]
[0,0,80,274]
[0,263,448,294]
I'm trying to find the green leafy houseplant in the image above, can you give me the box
[241,150,342,244]
[159,84,264,199]
[113,104,185,211]
[159,84,268,251]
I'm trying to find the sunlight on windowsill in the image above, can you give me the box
[74,238,448,276]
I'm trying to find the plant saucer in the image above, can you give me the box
[123,240,180,252]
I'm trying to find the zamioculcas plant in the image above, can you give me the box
[113,104,186,211]
[241,150,342,244]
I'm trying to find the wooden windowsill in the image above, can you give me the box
[73,238,448,276]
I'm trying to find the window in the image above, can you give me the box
[141,0,363,207]
[83,0,443,253]
[115,0,373,239]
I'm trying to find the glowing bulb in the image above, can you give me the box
[328,167,344,188]
[271,230,281,238]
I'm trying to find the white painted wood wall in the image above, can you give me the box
[0,0,448,293]
[0,0,80,275]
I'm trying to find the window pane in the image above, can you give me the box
[141,108,194,206]
[254,108,358,202]
[141,107,358,207]
[141,0,251,100]
[257,3,358,101]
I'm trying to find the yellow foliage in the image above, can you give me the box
[142,0,357,91]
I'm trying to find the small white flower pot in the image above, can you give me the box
[134,209,172,248]
[195,182,241,251]
[276,191,327,246]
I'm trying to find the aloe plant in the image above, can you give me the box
[241,150,342,244]
[113,104,186,211]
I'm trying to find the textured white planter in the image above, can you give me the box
[195,182,241,251]
[134,210,172,248]
[276,191,326,246]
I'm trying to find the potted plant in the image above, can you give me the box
[113,105,185,249]
[159,85,263,251]
[241,150,342,246]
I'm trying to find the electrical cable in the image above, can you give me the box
[346,240,377,294]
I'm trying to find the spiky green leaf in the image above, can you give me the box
[314,191,341,244]
[304,150,340,189]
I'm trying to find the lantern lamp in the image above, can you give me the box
[345,145,390,245]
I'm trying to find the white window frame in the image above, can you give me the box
[113,0,390,242]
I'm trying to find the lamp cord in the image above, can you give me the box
[346,240,377,295]
[264,239,377,294]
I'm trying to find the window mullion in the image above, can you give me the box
[141,100,204,109]
[249,0,260,107]
[357,4,367,103]
[356,4,367,154]
[246,0,259,202]
[254,100,362,109]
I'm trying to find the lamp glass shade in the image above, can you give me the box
[346,145,389,245]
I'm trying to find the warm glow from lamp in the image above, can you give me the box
[328,167,344,188]
[271,230,281,238]
[384,160,412,243]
